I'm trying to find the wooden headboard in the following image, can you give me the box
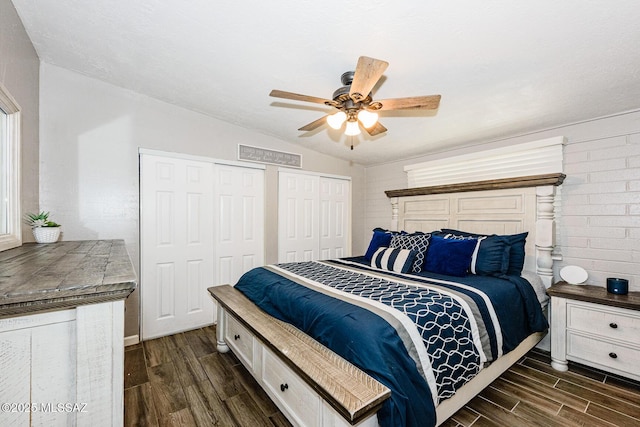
[385,173,565,288]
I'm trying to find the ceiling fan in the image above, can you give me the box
[269,56,441,140]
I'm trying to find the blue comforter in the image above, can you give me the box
[234,257,547,427]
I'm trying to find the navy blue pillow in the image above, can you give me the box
[424,235,476,277]
[441,229,528,276]
[364,228,394,261]
[437,230,510,276]
[504,232,528,276]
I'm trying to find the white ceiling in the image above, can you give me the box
[12,0,640,165]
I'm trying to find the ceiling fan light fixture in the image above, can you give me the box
[345,120,361,136]
[269,56,442,141]
[357,110,379,129]
[327,111,347,129]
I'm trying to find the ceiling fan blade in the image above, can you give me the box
[349,56,389,102]
[364,121,387,136]
[270,89,332,106]
[376,95,441,111]
[298,116,328,132]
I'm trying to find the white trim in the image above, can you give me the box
[405,136,565,188]
[124,334,139,347]
[277,167,351,182]
[138,148,266,170]
[0,81,22,252]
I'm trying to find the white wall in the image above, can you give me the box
[0,0,39,236]
[39,63,366,337]
[364,110,640,292]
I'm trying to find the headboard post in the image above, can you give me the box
[535,185,557,288]
[389,197,399,231]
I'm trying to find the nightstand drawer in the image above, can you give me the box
[567,331,640,377]
[567,301,640,345]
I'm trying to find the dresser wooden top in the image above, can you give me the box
[547,282,640,311]
[0,240,136,318]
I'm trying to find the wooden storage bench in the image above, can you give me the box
[208,285,390,426]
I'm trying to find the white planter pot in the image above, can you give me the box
[32,227,61,244]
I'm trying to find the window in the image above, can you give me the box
[0,82,21,251]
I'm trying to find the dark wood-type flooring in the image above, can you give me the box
[124,326,640,426]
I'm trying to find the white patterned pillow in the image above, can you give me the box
[370,247,416,274]
[389,233,431,272]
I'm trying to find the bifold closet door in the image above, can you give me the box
[278,171,319,262]
[319,177,350,260]
[140,154,215,340]
[278,171,351,263]
[213,164,265,287]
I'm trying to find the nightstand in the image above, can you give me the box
[547,282,640,381]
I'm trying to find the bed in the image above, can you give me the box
[209,173,565,427]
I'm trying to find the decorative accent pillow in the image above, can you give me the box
[441,229,527,276]
[423,235,476,277]
[364,228,395,261]
[370,247,416,274]
[389,232,431,272]
[437,230,511,276]
[503,232,528,276]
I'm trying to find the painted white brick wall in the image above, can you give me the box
[363,110,640,292]
[559,133,640,289]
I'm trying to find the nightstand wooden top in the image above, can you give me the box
[547,282,640,311]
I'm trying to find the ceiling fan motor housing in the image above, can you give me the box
[332,73,372,116]
[341,71,355,86]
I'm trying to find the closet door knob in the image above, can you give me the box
[280,383,289,392]
[234,334,240,340]
[609,352,618,359]
[609,322,618,329]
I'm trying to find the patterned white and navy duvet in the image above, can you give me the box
[233,257,548,427]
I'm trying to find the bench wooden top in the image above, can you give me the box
[208,284,390,424]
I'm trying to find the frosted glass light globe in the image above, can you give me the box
[345,120,361,136]
[327,111,347,129]
[357,110,379,129]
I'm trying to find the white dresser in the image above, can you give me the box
[0,240,136,426]
[548,282,640,381]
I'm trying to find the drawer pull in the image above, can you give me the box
[280,383,289,392]
[609,352,618,359]
[234,334,240,340]
[609,323,618,329]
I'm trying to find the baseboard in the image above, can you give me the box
[124,334,140,347]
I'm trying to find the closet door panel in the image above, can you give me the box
[278,171,350,263]
[319,177,351,260]
[278,172,319,262]
[214,164,265,288]
[140,154,214,340]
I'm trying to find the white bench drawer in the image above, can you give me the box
[225,313,254,369]
[262,348,321,427]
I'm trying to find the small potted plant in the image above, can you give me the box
[25,211,61,243]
